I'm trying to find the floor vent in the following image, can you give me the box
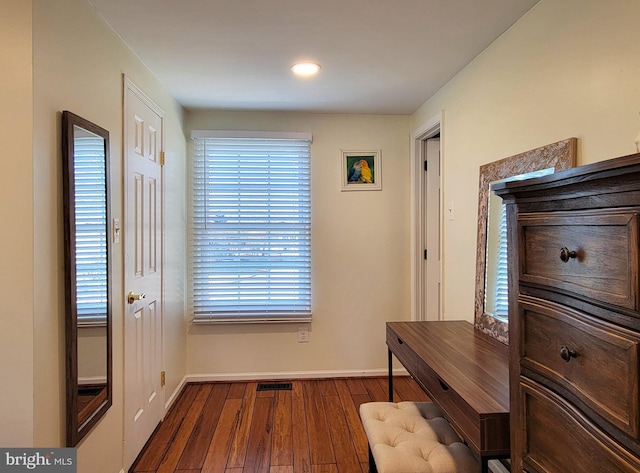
[256,382,292,392]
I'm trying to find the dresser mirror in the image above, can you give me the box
[62,111,112,446]
[474,138,577,343]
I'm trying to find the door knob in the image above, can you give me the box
[127,291,146,304]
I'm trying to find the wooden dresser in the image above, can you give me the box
[495,153,640,472]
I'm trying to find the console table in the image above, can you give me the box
[387,321,510,472]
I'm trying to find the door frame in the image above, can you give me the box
[411,112,443,321]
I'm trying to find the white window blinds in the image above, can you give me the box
[190,131,312,323]
[485,167,555,321]
[74,136,108,325]
[492,202,509,320]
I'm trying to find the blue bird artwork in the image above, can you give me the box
[348,159,362,182]
[348,159,373,183]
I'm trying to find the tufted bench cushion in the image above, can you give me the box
[359,401,478,473]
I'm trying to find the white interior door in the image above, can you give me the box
[123,78,164,469]
[424,138,441,320]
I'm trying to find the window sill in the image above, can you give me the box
[191,315,312,325]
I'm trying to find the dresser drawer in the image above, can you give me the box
[416,361,482,452]
[519,378,640,473]
[518,210,639,310]
[520,297,640,438]
[386,325,417,376]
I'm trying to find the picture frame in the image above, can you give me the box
[340,149,382,191]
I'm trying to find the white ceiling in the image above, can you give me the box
[88,0,539,115]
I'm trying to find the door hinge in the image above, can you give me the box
[424,249,428,260]
[160,371,166,387]
[424,160,428,172]
[160,151,165,166]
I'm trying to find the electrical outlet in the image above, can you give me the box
[297,327,310,343]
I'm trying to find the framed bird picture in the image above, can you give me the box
[340,149,382,191]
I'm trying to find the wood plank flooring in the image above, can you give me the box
[130,376,430,473]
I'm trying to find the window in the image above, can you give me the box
[487,201,509,320]
[484,167,554,321]
[74,135,108,325]
[190,131,312,323]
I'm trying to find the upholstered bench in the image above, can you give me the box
[359,401,478,473]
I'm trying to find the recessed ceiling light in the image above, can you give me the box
[291,62,321,77]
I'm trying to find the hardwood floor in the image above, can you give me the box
[130,376,430,473]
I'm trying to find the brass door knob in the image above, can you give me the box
[127,291,146,304]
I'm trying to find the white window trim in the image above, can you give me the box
[192,130,312,142]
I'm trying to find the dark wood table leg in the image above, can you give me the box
[480,455,489,473]
[388,348,393,402]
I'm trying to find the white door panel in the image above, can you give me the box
[124,78,164,469]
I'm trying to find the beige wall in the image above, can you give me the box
[412,0,640,323]
[0,0,34,447]
[16,0,188,471]
[185,111,412,377]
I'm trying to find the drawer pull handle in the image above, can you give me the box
[397,337,404,345]
[560,247,577,263]
[560,345,577,362]
[438,379,449,391]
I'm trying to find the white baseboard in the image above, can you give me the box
[78,376,107,385]
[186,367,409,383]
[164,375,188,412]
[162,368,409,414]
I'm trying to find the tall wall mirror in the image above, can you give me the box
[474,138,577,344]
[62,111,112,446]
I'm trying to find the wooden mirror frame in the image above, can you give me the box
[474,138,577,344]
[62,111,112,446]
